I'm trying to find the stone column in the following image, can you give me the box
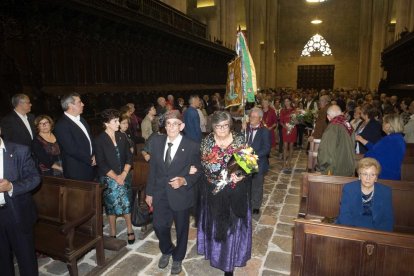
[357,0,373,89]
[368,0,390,90]
[264,0,278,88]
[245,0,266,88]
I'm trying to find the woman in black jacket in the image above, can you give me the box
[355,103,383,154]
[95,109,135,244]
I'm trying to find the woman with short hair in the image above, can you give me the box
[32,115,63,176]
[197,111,251,276]
[356,113,406,180]
[95,109,135,244]
[354,103,383,154]
[337,157,394,231]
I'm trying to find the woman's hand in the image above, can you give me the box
[115,173,126,185]
[145,195,153,207]
[189,165,197,175]
[355,135,368,145]
[230,173,245,183]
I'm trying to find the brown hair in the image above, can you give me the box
[34,115,54,132]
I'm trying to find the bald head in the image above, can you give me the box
[327,105,342,121]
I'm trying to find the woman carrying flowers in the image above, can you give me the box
[197,111,252,276]
[280,97,297,170]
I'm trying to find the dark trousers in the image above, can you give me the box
[278,125,283,153]
[153,194,190,262]
[251,173,265,209]
[296,124,306,147]
[0,207,38,276]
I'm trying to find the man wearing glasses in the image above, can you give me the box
[145,110,201,275]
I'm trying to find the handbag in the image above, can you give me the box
[131,192,153,227]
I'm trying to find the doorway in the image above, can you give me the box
[297,65,334,90]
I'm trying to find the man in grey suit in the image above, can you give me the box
[145,110,201,275]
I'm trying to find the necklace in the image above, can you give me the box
[362,189,374,204]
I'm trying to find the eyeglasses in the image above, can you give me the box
[165,122,181,128]
[360,173,377,179]
[214,124,230,130]
[39,121,50,126]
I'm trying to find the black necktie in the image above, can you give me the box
[248,127,258,145]
[165,142,173,167]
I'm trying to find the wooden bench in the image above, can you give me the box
[299,173,414,234]
[33,176,104,276]
[292,219,414,276]
[401,156,414,181]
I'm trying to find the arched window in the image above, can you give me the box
[301,34,332,57]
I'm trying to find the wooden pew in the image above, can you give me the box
[405,143,414,158]
[33,176,104,276]
[299,173,414,234]
[401,157,414,181]
[292,219,414,276]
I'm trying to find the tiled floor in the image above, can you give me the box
[36,148,306,276]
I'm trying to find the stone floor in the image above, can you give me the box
[35,148,306,276]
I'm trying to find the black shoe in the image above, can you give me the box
[224,272,234,276]
[253,209,260,214]
[158,253,171,269]
[127,232,135,245]
[171,261,182,274]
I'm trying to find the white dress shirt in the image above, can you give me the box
[0,139,13,205]
[14,110,33,139]
[64,112,93,154]
[164,134,183,162]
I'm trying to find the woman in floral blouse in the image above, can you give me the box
[197,111,251,276]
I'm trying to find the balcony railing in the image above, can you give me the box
[102,0,207,38]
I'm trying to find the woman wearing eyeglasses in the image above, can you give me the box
[32,115,63,177]
[337,158,394,231]
[197,111,251,276]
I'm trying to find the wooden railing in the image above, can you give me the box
[101,0,207,38]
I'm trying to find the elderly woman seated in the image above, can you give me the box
[337,158,394,232]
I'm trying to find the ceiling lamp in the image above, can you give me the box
[306,0,327,3]
[311,19,323,24]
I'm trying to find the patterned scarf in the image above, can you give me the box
[330,114,353,136]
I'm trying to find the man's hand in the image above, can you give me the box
[230,173,245,184]
[308,136,314,142]
[145,195,153,207]
[189,165,197,175]
[0,179,12,193]
[91,155,96,166]
[169,177,186,189]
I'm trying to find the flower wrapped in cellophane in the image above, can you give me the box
[286,110,305,135]
[212,146,259,194]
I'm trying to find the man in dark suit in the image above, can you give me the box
[0,137,41,276]
[0,94,35,147]
[145,110,201,275]
[54,93,95,181]
[246,107,271,215]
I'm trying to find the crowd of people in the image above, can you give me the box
[0,87,412,275]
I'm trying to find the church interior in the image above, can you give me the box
[1,0,414,275]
